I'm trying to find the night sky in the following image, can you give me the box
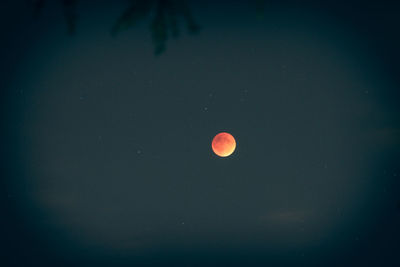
[1,1,400,266]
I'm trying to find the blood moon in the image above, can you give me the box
[212,132,236,157]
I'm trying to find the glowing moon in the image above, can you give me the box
[212,132,236,157]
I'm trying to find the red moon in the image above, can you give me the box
[212,132,236,157]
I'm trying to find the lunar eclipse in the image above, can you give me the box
[212,132,236,157]
[3,1,400,266]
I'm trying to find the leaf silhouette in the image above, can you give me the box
[28,0,200,55]
[111,0,154,36]
[151,0,168,55]
[29,0,46,17]
[62,0,77,35]
[166,2,179,38]
[179,0,200,33]
[112,0,200,55]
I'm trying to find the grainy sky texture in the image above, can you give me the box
[1,1,400,266]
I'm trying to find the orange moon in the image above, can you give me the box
[212,132,236,157]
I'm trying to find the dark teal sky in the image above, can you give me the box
[1,1,400,266]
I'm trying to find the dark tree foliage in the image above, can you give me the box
[30,0,45,17]
[29,0,77,35]
[255,0,266,19]
[110,1,154,35]
[28,0,200,55]
[112,0,200,55]
[62,0,78,35]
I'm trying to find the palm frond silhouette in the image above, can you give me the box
[112,0,200,55]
